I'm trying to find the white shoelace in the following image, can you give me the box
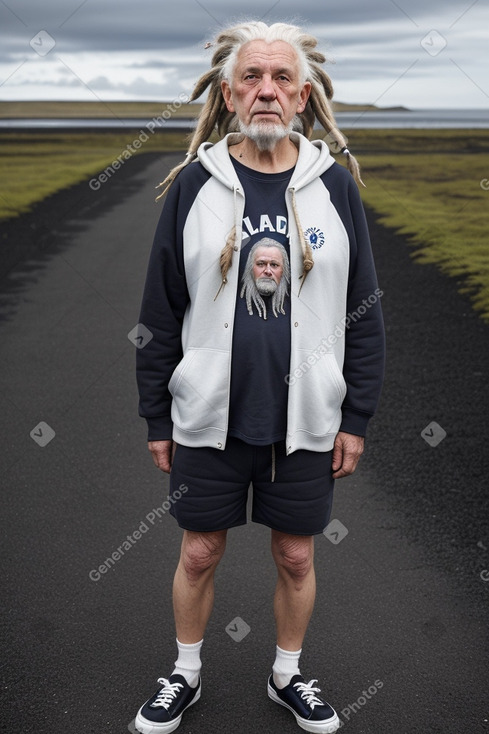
[293,679,325,710]
[150,678,184,709]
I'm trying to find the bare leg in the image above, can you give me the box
[172,529,228,643]
[271,530,316,650]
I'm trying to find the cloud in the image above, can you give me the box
[0,0,488,106]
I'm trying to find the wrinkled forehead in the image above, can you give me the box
[253,245,284,262]
[234,39,301,77]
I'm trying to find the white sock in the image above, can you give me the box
[272,645,302,689]
[171,638,203,688]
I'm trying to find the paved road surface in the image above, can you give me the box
[1,153,488,734]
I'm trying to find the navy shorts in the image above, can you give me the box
[169,438,334,536]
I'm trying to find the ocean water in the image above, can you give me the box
[0,108,487,129]
[335,108,488,129]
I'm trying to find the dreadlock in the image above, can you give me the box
[156,21,364,294]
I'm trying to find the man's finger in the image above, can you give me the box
[148,440,173,474]
[331,438,343,470]
[331,433,364,478]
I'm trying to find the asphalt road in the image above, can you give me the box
[0,152,488,734]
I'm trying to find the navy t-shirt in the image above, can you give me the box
[227,158,295,445]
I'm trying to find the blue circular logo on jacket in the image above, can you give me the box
[304,226,325,250]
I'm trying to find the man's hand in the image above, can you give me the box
[148,440,176,474]
[331,431,364,479]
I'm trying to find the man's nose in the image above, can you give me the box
[258,75,276,100]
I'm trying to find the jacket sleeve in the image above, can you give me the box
[337,174,386,437]
[136,177,190,441]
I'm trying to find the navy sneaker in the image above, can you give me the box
[268,674,340,733]
[135,674,201,733]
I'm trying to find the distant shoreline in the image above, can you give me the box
[0,100,410,119]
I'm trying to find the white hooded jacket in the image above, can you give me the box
[137,132,385,454]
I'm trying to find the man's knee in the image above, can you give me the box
[272,532,314,580]
[180,530,227,580]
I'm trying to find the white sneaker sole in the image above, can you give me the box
[268,681,340,734]
[134,685,201,734]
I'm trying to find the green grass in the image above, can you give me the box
[337,129,489,320]
[0,100,204,119]
[0,130,189,220]
[360,152,489,318]
[1,127,489,321]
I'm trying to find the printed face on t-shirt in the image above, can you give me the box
[252,245,285,295]
[240,237,290,319]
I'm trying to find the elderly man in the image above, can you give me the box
[135,20,384,734]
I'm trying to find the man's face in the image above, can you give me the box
[221,40,311,146]
[253,246,284,295]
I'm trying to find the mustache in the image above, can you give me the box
[256,277,278,296]
[252,108,282,117]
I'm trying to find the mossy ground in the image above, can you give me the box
[1,127,488,320]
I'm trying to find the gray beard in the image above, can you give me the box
[238,119,293,152]
[256,278,278,296]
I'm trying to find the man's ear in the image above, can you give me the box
[221,80,235,112]
[297,81,312,114]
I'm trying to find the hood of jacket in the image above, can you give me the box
[196,131,336,192]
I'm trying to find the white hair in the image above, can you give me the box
[221,21,310,85]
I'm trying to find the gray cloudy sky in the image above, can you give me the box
[1,0,488,108]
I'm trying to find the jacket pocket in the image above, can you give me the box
[168,348,229,432]
[291,349,347,436]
